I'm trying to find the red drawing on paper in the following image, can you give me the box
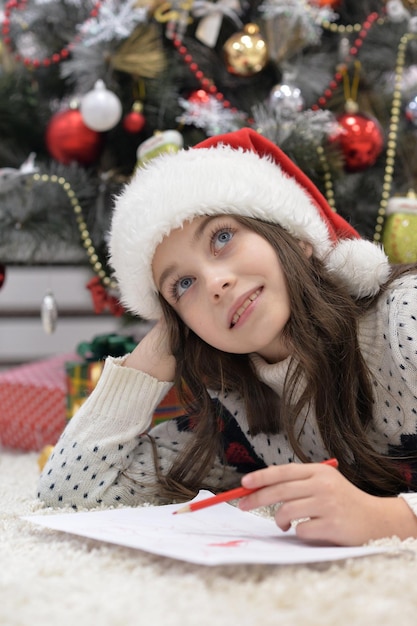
[207,539,248,548]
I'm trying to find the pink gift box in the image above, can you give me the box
[0,353,79,452]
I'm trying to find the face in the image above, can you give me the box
[152,215,292,363]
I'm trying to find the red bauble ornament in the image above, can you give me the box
[45,109,103,165]
[332,112,384,172]
[315,0,341,7]
[123,109,146,134]
[187,89,211,104]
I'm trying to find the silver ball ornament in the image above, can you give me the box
[405,95,417,126]
[269,83,304,116]
[41,290,58,334]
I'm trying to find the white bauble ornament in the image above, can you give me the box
[80,80,122,132]
[385,0,410,22]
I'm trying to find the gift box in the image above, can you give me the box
[151,386,185,426]
[65,333,136,419]
[66,333,185,426]
[0,352,80,452]
[66,361,184,426]
[65,360,105,419]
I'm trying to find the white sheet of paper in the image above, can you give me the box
[24,490,389,566]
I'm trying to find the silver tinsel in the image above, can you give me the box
[258,0,337,47]
[177,96,247,136]
[252,102,338,147]
[77,0,148,47]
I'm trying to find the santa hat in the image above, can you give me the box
[109,127,390,320]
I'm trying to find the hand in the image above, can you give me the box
[123,319,176,382]
[239,462,417,546]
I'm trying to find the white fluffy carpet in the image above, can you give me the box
[3,450,417,626]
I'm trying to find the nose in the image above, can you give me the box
[204,267,234,300]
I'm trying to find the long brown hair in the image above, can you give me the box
[153,216,416,499]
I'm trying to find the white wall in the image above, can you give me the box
[0,266,149,369]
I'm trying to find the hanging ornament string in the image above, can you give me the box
[2,0,102,68]
[314,62,362,208]
[374,31,417,243]
[311,11,380,111]
[317,32,417,241]
[123,79,147,134]
[341,60,361,111]
[335,62,384,172]
[31,172,117,290]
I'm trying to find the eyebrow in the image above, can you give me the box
[157,215,220,294]
[158,262,177,295]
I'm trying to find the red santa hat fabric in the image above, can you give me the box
[109,127,390,319]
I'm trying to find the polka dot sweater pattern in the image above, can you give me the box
[38,275,417,516]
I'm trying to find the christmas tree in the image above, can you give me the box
[1,0,417,308]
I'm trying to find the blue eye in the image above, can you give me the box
[178,276,194,295]
[212,228,234,251]
[169,276,194,301]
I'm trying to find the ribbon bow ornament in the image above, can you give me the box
[193,0,243,47]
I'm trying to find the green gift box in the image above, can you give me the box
[65,333,137,420]
[65,360,105,420]
[65,333,185,426]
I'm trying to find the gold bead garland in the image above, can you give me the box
[311,12,381,110]
[316,145,337,212]
[321,16,386,33]
[32,172,117,290]
[374,32,417,242]
[303,0,385,35]
[321,20,363,34]
[27,35,417,279]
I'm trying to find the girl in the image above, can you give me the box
[38,128,417,547]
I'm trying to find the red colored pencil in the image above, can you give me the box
[172,458,339,514]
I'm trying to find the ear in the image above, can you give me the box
[298,240,313,258]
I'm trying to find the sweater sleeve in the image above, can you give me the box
[391,276,417,519]
[389,275,417,384]
[37,356,240,509]
[398,492,417,517]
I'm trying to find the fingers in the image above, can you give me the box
[240,462,335,507]
[274,497,324,534]
[239,478,313,513]
[239,462,411,546]
[238,463,379,546]
[123,320,176,381]
[241,462,315,489]
[239,462,339,518]
[242,460,338,489]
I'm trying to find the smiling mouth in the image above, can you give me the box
[230,289,262,328]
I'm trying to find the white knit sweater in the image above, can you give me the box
[38,275,417,516]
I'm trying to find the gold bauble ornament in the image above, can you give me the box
[400,0,417,10]
[223,23,268,77]
[382,191,417,263]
